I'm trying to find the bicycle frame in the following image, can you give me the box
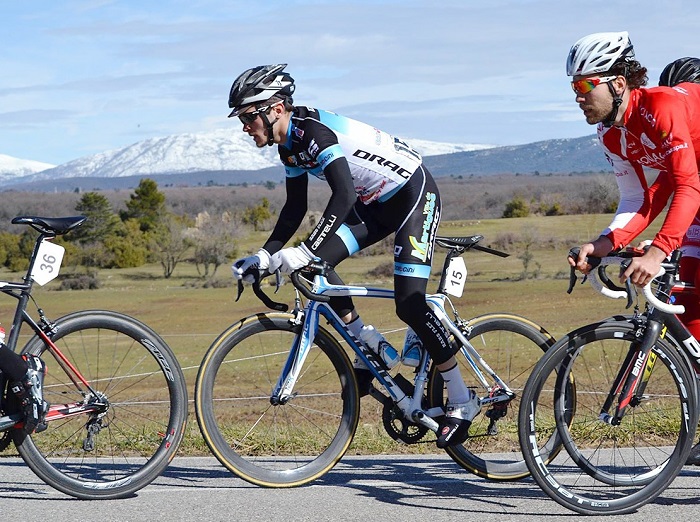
[271,271,518,433]
[0,229,106,432]
[586,251,700,425]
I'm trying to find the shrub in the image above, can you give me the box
[502,196,530,218]
[58,274,101,290]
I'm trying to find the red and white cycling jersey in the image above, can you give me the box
[598,83,700,257]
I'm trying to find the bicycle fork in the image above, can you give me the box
[599,319,663,425]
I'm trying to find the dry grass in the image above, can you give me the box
[0,212,667,457]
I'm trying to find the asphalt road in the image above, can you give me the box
[1,454,698,521]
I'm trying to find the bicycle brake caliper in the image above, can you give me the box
[38,310,58,337]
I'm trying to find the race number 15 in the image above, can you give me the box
[31,239,65,286]
[445,256,467,298]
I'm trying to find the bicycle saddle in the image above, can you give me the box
[12,216,87,236]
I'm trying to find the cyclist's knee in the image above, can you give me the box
[330,297,354,318]
[395,294,426,325]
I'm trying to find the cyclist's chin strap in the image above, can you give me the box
[602,82,623,128]
[259,113,279,146]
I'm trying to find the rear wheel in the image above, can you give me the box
[428,313,560,480]
[15,310,188,499]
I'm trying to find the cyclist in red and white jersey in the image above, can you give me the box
[567,33,700,464]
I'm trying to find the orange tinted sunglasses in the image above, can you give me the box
[571,75,617,95]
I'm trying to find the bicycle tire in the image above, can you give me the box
[427,313,560,480]
[14,310,188,500]
[519,319,698,515]
[194,312,360,487]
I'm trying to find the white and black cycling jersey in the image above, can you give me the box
[261,107,452,365]
[279,106,423,204]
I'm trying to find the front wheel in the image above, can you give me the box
[15,310,188,500]
[428,313,557,480]
[518,319,697,515]
[194,312,360,487]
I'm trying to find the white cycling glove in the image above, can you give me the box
[268,244,317,274]
[231,248,270,283]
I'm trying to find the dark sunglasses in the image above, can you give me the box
[238,102,282,125]
[238,107,266,126]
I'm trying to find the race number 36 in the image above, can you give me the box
[445,256,467,298]
[31,239,65,286]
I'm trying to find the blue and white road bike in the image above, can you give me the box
[195,235,556,487]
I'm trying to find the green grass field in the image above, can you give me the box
[0,212,666,456]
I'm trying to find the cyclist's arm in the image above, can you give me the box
[659,177,700,255]
[640,91,700,255]
[262,174,308,255]
[603,168,673,248]
[599,106,700,255]
[302,152,356,254]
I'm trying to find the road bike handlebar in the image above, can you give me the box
[236,235,508,310]
[567,248,685,315]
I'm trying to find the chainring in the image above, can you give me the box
[382,402,429,444]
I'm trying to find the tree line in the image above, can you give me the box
[0,172,621,284]
[0,178,271,282]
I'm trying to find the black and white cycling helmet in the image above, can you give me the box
[566,31,635,76]
[228,64,295,117]
[659,57,700,87]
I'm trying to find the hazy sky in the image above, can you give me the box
[2,0,699,165]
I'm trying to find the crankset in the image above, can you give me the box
[380,373,429,444]
[382,402,429,444]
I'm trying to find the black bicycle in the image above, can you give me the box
[0,216,188,499]
[519,248,698,515]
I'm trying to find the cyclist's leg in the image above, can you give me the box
[0,343,49,434]
[677,254,700,339]
[314,203,377,321]
[0,344,29,381]
[388,165,478,447]
[313,206,397,383]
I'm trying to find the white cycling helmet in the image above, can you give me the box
[566,31,635,76]
[228,64,295,117]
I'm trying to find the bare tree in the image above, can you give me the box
[150,213,194,278]
[188,211,239,279]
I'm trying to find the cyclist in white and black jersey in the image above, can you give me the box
[229,64,480,448]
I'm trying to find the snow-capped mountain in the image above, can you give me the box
[0,154,55,182]
[13,130,493,185]
[22,130,280,182]
[407,138,493,156]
